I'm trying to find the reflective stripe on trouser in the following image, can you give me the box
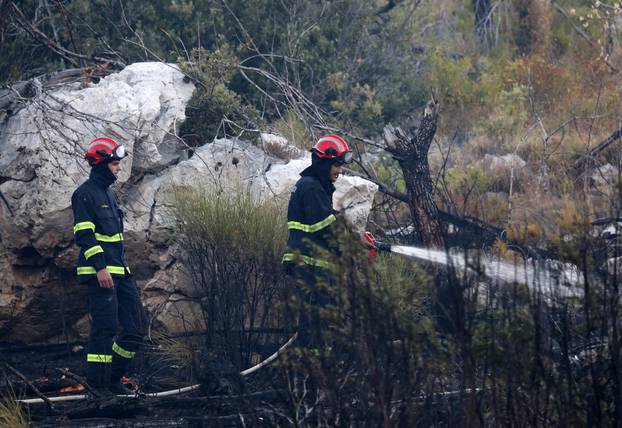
[86,276,147,388]
[73,221,95,233]
[282,252,334,270]
[112,342,135,359]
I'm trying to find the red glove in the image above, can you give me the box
[362,231,378,265]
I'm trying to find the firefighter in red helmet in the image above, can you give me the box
[71,137,146,395]
[283,134,372,347]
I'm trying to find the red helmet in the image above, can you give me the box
[84,137,127,166]
[310,134,352,164]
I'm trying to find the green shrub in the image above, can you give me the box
[272,110,311,150]
[179,47,263,146]
[280,233,438,425]
[173,187,287,368]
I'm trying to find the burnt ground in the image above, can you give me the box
[1,339,293,427]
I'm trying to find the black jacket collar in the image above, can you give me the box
[89,163,117,188]
[300,160,335,197]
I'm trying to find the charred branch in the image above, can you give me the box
[574,125,622,169]
[56,368,103,399]
[5,363,55,411]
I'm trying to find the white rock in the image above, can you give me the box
[590,163,618,196]
[260,132,305,160]
[0,63,378,342]
[0,62,195,341]
[477,153,527,176]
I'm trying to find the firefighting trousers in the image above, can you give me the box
[86,276,147,388]
[285,263,334,348]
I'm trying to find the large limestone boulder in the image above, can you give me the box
[0,65,378,343]
[0,62,194,342]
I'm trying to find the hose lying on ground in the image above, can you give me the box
[17,333,298,405]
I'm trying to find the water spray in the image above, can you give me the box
[365,232,582,297]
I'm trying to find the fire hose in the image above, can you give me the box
[18,232,391,405]
[17,333,298,404]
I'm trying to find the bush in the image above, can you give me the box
[179,47,263,146]
[279,233,440,425]
[271,110,311,150]
[173,187,288,368]
[278,225,622,426]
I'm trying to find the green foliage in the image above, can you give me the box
[150,331,195,370]
[272,110,310,150]
[328,72,384,132]
[446,165,493,195]
[174,187,287,259]
[475,83,529,142]
[373,157,406,193]
[371,253,433,327]
[178,46,262,145]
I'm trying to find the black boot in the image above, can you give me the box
[108,378,138,396]
[86,361,113,398]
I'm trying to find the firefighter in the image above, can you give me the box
[71,137,146,394]
[283,134,373,347]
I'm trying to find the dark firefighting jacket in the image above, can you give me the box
[71,166,130,283]
[283,161,340,269]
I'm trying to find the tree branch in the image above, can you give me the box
[9,1,125,69]
[575,125,622,169]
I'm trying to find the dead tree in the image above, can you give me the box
[383,96,445,248]
[472,0,494,49]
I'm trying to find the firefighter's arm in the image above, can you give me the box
[72,192,113,287]
[301,186,337,235]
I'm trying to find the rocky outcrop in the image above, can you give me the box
[0,62,378,343]
[476,153,527,178]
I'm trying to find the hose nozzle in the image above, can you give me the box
[376,241,392,253]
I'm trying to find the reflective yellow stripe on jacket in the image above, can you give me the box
[77,265,129,275]
[287,214,336,233]
[282,252,334,269]
[94,233,124,242]
[73,221,96,233]
[84,245,104,259]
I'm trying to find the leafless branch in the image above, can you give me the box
[8,1,125,69]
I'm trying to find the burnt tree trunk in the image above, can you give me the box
[383,96,444,248]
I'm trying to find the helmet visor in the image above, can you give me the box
[340,151,353,164]
[113,145,126,159]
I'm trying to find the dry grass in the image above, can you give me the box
[0,388,29,428]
